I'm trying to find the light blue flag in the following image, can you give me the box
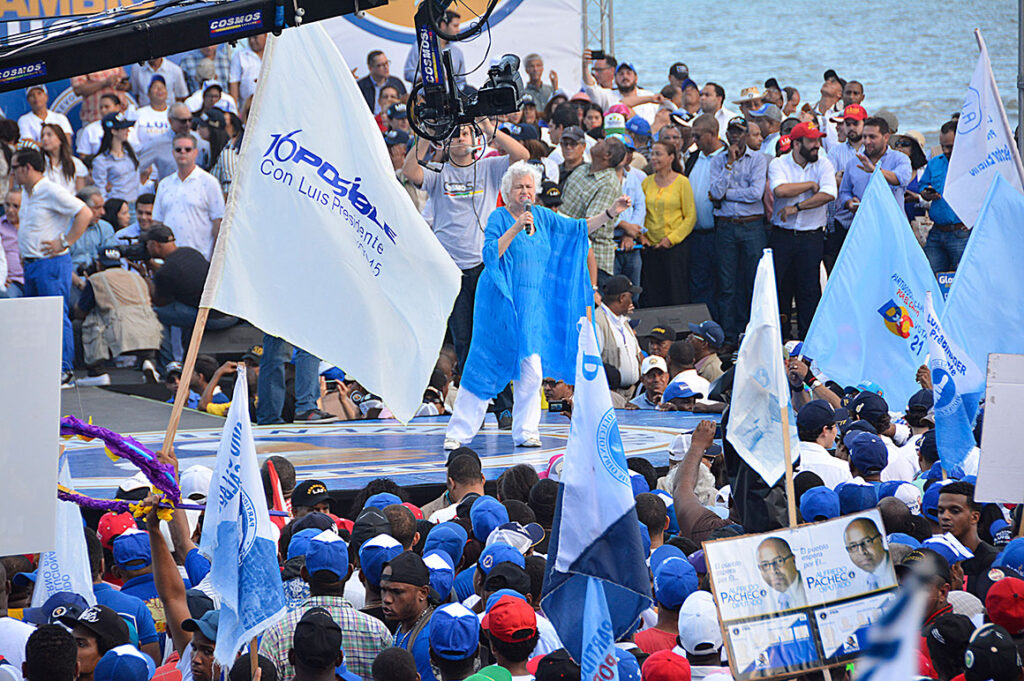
[941,174,1024,380]
[924,291,983,473]
[199,365,287,666]
[581,577,619,681]
[727,249,798,486]
[803,171,941,409]
[541,317,652,662]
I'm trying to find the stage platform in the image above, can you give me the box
[62,386,714,498]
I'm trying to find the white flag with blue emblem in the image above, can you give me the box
[924,291,982,474]
[944,29,1024,227]
[32,455,95,608]
[541,317,651,662]
[855,580,927,681]
[200,23,460,423]
[198,364,286,666]
[727,249,798,486]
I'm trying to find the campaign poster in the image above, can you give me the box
[704,510,898,680]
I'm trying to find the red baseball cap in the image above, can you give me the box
[641,650,691,680]
[97,512,137,549]
[986,576,1024,635]
[789,121,827,141]
[402,502,424,520]
[843,104,868,121]
[481,595,537,643]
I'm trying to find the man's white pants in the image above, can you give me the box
[446,354,542,445]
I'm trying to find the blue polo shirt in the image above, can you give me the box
[121,572,191,637]
[93,582,159,646]
[919,153,962,225]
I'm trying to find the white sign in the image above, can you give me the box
[0,297,61,554]
[976,353,1024,503]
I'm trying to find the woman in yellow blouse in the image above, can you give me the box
[640,141,696,306]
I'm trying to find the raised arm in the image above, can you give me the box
[144,496,193,655]
[402,136,430,188]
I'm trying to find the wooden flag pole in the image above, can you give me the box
[159,307,212,463]
[781,403,798,529]
[249,636,259,679]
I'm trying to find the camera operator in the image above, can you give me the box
[73,247,162,384]
[135,225,235,373]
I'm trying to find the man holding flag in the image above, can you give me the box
[541,314,651,667]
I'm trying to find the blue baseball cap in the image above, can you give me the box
[886,532,921,549]
[629,470,650,496]
[94,644,156,681]
[653,556,698,609]
[662,381,702,402]
[796,399,849,433]
[358,534,403,588]
[922,536,974,567]
[429,603,479,660]
[23,591,89,626]
[287,528,324,562]
[424,550,456,598]
[848,390,889,423]
[650,544,685,575]
[305,530,350,581]
[470,496,509,543]
[651,490,679,534]
[182,609,220,641]
[847,432,888,475]
[477,542,525,576]
[364,492,402,511]
[921,480,953,522]
[614,648,642,681]
[799,486,840,522]
[688,549,707,575]
[424,522,468,567]
[615,61,637,73]
[995,538,1024,574]
[688,320,725,349]
[625,116,651,138]
[606,132,636,151]
[12,571,35,588]
[112,531,152,569]
[836,482,877,515]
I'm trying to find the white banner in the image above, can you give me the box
[323,0,582,95]
[977,353,1024,503]
[944,29,1024,226]
[201,24,461,423]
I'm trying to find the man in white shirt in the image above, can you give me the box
[595,274,642,394]
[129,58,188,106]
[630,355,668,409]
[667,339,711,401]
[18,84,73,142]
[229,34,266,106]
[581,49,620,111]
[699,83,738,133]
[13,148,92,385]
[152,133,224,260]
[607,62,659,123]
[795,399,852,489]
[767,121,837,340]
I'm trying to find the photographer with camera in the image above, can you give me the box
[73,247,162,385]
[137,224,236,373]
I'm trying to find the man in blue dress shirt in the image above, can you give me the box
[919,120,967,274]
[836,116,912,242]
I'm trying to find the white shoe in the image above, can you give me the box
[518,436,542,448]
[443,438,461,451]
[77,374,111,386]
[141,359,160,383]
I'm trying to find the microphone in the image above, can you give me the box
[523,200,534,235]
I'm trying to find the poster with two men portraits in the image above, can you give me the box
[704,509,898,680]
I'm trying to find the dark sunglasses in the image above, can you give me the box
[173,146,195,153]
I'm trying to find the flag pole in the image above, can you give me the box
[780,403,797,528]
[159,307,212,463]
[977,28,1024,187]
[249,637,258,678]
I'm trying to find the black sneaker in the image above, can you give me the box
[497,409,513,430]
[292,409,340,424]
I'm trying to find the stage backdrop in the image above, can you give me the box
[322,0,582,95]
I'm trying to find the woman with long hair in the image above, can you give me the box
[40,123,87,194]
[640,140,696,307]
[211,111,244,195]
[91,114,143,203]
[540,91,568,126]
[196,107,229,172]
[0,118,18,198]
[103,198,131,233]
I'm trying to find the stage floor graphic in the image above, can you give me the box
[66,411,717,497]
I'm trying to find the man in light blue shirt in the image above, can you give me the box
[710,118,770,344]
[835,116,911,231]
[919,120,967,273]
[613,134,648,293]
[689,114,726,316]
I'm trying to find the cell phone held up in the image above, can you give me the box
[589,48,605,61]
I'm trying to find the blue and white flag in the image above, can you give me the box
[32,455,95,607]
[727,249,798,486]
[941,174,1024,379]
[581,577,619,681]
[924,291,982,473]
[198,365,286,666]
[200,24,460,423]
[541,318,652,661]
[803,171,940,409]
[944,29,1024,227]
[855,580,927,681]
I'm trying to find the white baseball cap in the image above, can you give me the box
[677,591,722,654]
[641,355,668,375]
[180,464,213,502]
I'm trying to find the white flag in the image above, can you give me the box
[201,24,460,423]
[33,456,95,607]
[944,29,1024,226]
[726,249,798,486]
